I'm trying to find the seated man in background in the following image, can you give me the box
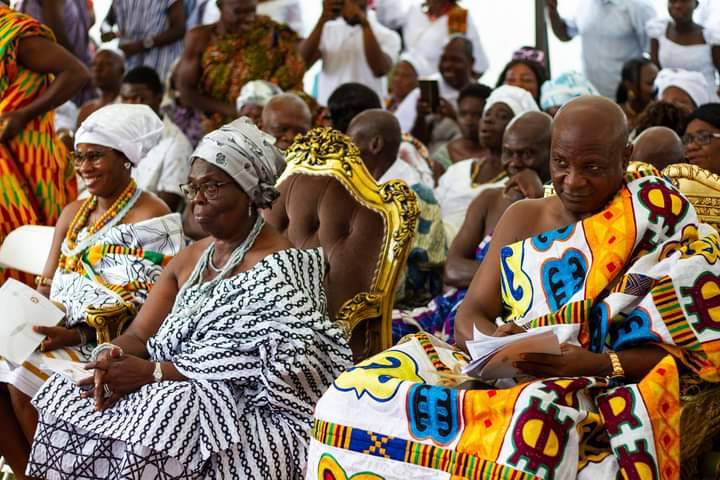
[77,48,126,127]
[261,92,313,152]
[307,96,720,479]
[329,82,434,188]
[393,111,552,343]
[347,109,446,308]
[435,85,539,241]
[120,66,193,212]
[630,126,685,170]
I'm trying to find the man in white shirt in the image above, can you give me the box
[546,0,656,98]
[119,66,193,211]
[299,0,401,106]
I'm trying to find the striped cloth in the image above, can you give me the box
[0,6,76,285]
[27,248,353,479]
[0,213,183,397]
[113,0,184,81]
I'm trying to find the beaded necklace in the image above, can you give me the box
[59,179,141,272]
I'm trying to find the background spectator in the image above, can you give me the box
[546,0,656,97]
[101,0,186,81]
[300,0,401,105]
[648,0,719,101]
[616,57,659,129]
[177,0,304,133]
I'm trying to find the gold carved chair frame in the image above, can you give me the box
[280,128,419,357]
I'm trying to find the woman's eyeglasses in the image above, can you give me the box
[682,131,720,146]
[179,181,232,200]
[69,150,107,167]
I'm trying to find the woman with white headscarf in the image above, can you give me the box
[435,85,539,239]
[0,103,184,478]
[655,68,716,115]
[25,118,353,479]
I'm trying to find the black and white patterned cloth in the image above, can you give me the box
[27,248,353,479]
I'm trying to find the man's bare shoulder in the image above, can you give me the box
[494,196,562,243]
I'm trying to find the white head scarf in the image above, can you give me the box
[192,117,285,208]
[75,104,164,166]
[235,80,283,113]
[484,85,540,116]
[655,68,713,108]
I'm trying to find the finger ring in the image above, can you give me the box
[103,384,112,397]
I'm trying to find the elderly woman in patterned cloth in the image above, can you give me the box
[0,103,184,479]
[25,118,353,479]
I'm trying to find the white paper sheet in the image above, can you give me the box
[462,328,561,380]
[0,278,65,364]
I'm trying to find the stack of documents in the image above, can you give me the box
[462,328,561,380]
[0,278,64,365]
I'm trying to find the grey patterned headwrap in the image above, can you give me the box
[192,117,286,208]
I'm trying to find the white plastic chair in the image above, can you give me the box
[0,225,55,276]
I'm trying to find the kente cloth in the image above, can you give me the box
[307,167,720,479]
[200,16,304,132]
[27,248,354,480]
[0,6,76,285]
[0,213,184,397]
[392,234,491,344]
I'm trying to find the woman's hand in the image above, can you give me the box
[33,325,80,351]
[0,110,29,142]
[81,348,155,411]
[514,343,611,378]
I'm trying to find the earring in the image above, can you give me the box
[124,162,132,170]
[627,90,636,101]
[248,204,254,217]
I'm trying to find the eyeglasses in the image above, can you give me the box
[179,181,232,200]
[682,131,720,146]
[69,150,108,167]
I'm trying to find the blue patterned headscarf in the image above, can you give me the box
[540,71,600,111]
[192,117,285,208]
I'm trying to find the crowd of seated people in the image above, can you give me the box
[1,0,720,478]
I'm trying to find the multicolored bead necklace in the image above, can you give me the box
[58,179,139,272]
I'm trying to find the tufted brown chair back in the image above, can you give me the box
[265,128,419,360]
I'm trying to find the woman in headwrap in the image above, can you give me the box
[435,85,540,238]
[0,103,184,478]
[385,54,431,114]
[234,79,283,126]
[684,103,720,175]
[25,118,353,479]
[540,71,600,117]
[655,68,714,115]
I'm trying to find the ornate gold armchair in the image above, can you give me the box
[661,163,720,478]
[265,128,419,361]
[85,303,137,344]
[663,163,720,232]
